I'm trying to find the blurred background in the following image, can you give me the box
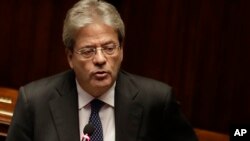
[0,0,249,135]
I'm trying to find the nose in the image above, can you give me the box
[92,48,106,65]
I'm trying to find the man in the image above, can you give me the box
[6,0,198,141]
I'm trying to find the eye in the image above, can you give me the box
[102,44,116,54]
[79,48,95,56]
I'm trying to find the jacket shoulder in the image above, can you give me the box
[20,70,75,99]
[119,71,172,94]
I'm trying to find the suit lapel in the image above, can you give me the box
[115,72,143,141]
[49,71,80,141]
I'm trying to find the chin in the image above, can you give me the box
[92,79,113,88]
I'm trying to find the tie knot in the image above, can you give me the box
[90,99,104,112]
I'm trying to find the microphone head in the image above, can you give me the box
[83,123,95,136]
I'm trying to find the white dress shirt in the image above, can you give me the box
[77,80,115,141]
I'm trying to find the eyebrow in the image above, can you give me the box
[81,41,116,48]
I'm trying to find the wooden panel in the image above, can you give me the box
[0,87,18,137]
[195,128,229,141]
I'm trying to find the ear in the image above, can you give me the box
[65,48,74,69]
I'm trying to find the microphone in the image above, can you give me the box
[82,123,95,141]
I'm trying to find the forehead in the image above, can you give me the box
[74,23,118,47]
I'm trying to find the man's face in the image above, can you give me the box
[67,23,123,97]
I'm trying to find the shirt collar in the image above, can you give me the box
[77,79,115,110]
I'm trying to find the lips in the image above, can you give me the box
[93,71,109,79]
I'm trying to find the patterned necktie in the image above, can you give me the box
[89,99,104,141]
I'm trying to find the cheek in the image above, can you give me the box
[110,55,123,71]
[69,57,88,71]
[74,61,89,71]
[115,51,123,66]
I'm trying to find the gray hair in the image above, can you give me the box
[62,0,125,49]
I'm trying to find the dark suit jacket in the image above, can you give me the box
[6,70,197,141]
